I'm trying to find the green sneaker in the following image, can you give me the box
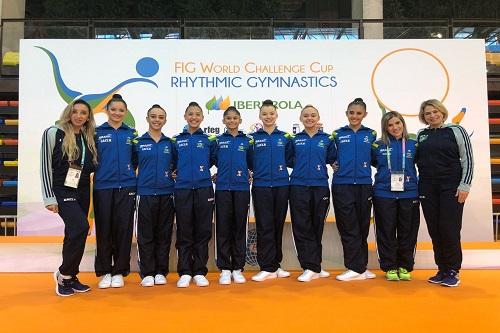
[385,269,399,281]
[398,267,411,281]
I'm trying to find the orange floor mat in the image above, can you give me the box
[0,270,499,332]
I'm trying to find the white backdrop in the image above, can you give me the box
[18,39,491,240]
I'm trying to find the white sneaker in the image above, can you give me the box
[319,269,330,278]
[154,274,167,285]
[336,269,367,281]
[177,275,192,288]
[232,270,246,284]
[277,268,291,278]
[297,270,320,282]
[364,270,376,279]
[111,274,124,288]
[140,276,154,287]
[251,270,278,282]
[219,270,232,285]
[193,275,209,287]
[98,273,112,289]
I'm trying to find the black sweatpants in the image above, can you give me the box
[373,197,420,272]
[137,194,175,277]
[252,186,289,272]
[215,190,250,271]
[290,186,330,273]
[331,184,372,274]
[93,187,136,277]
[53,186,90,277]
[419,182,464,272]
[175,187,215,276]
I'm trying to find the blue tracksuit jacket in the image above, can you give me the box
[331,125,377,185]
[372,137,418,199]
[94,122,137,190]
[172,128,217,189]
[135,132,175,196]
[215,131,252,191]
[250,127,293,187]
[289,130,337,187]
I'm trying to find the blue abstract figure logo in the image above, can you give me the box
[36,46,159,127]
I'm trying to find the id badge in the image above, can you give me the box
[390,171,404,192]
[64,165,82,188]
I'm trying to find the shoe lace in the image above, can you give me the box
[399,268,408,274]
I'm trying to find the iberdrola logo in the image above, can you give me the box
[36,46,159,127]
[206,95,230,112]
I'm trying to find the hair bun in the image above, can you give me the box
[262,99,274,106]
[151,104,161,108]
[353,98,363,103]
[188,101,199,107]
[112,94,123,99]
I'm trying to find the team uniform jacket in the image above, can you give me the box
[331,125,377,185]
[250,127,293,187]
[289,130,336,187]
[40,125,96,206]
[134,132,175,196]
[94,122,137,190]
[215,131,252,191]
[372,137,418,199]
[172,128,217,189]
[416,124,473,192]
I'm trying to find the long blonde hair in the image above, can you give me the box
[58,99,98,164]
[380,111,409,145]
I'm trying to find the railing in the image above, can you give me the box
[0,18,497,41]
[0,18,497,74]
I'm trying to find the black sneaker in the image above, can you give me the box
[53,271,75,297]
[69,275,91,293]
[428,270,446,284]
[441,270,460,287]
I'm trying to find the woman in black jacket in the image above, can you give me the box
[416,99,473,288]
[40,99,97,296]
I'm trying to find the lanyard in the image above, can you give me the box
[386,139,405,171]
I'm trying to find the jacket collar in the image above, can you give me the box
[139,131,169,141]
[256,127,282,135]
[100,121,130,130]
[181,128,204,135]
[297,129,324,137]
[221,130,245,138]
[342,124,368,132]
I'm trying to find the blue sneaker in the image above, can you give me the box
[69,275,91,293]
[428,270,446,284]
[441,270,460,287]
[53,271,75,297]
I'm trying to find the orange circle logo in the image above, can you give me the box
[371,48,450,117]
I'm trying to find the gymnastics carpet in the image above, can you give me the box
[0,270,499,332]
